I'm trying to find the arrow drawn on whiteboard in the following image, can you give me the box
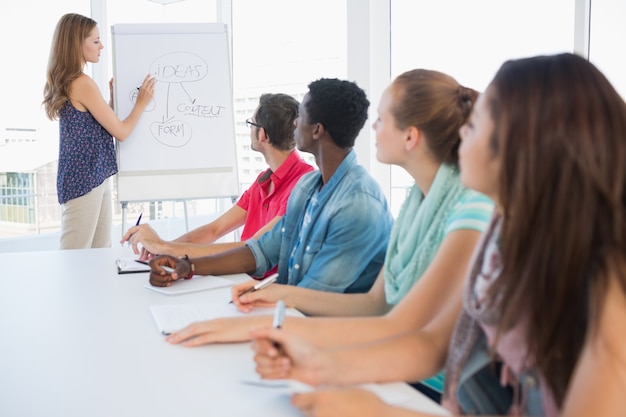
[181,83,195,103]
[165,83,171,119]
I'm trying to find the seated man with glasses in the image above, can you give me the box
[148,78,393,295]
[121,93,315,274]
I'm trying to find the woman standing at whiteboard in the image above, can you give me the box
[43,13,155,249]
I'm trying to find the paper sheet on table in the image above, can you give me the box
[240,376,410,406]
[144,275,234,296]
[150,302,302,335]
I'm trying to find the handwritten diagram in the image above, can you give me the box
[129,51,227,148]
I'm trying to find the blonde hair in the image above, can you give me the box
[391,69,478,165]
[42,13,97,120]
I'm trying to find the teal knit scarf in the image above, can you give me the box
[384,163,466,305]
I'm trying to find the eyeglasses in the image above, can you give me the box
[245,118,263,129]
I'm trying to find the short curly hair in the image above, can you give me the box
[305,78,369,148]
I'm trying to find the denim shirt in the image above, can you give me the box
[246,150,393,293]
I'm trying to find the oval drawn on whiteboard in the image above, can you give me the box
[150,52,208,83]
[151,120,192,147]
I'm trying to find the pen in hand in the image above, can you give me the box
[229,273,278,304]
[272,299,286,329]
[136,259,172,273]
[125,212,143,247]
[272,300,286,351]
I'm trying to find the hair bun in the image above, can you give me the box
[457,85,475,116]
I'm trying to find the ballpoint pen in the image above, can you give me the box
[272,300,286,351]
[125,213,143,247]
[272,300,286,329]
[229,273,279,304]
[139,263,174,274]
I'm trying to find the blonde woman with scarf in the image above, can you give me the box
[165,69,494,400]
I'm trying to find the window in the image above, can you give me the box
[589,0,626,99]
[0,173,35,224]
[0,0,89,236]
[388,0,575,215]
[0,0,619,242]
[231,0,346,184]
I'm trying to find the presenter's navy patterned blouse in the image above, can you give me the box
[57,101,117,204]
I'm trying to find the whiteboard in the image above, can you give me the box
[111,23,239,202]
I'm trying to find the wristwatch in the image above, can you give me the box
[180,255,195,279]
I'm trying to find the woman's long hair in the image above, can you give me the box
[43,13,96,120]
[487,53,626,406]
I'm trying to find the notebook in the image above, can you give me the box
[116,257,151,274]
[144,274,234,296]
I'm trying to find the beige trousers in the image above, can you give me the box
[59,178,113,249]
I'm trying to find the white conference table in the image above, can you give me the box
[0,247,449,417]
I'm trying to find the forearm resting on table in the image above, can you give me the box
[283,286,388,317]
[192,246,257,276]
[174,224,225,244]
[321,331,446,386]
[282,315,410,350]
[158,240,248,259]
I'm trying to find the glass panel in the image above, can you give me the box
[0,173,35,224]
[388,0,575,212]
[391,0,574,90]
[232,0,347,187]
[0,0,90,237]
[107,0,216,24]
[0,1,90,133]
[589,0,626,100]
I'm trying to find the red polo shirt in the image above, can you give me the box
[236,150,315,240]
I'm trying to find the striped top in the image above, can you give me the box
[445,190,495,235]
[421,188,494,394]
